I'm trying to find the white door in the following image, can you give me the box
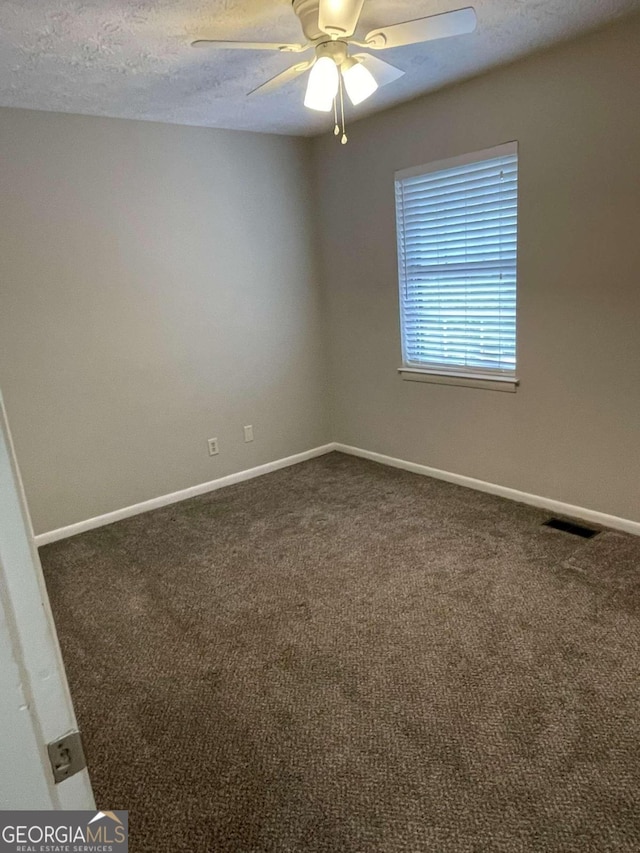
[0,391,94,809]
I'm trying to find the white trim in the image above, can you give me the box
[34,440,640,546]
[35,444,336,546]
[399,368,518,393]
[1,392,95,808]
[333,443,640,537]
[394,140,518,181]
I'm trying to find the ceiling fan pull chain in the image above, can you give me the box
[339,73,348,144]
[333,96,340,136]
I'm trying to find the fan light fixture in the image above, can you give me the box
[341,57,378,106]
[304,56,339,111]
[192,1,478,145]
[304,54,378,112]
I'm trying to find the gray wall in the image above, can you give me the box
[0,110,329,534]
[313,15,640,523]
[2,14,640,536]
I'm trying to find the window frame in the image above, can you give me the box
[395,142,519,392]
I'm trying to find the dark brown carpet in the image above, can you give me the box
[41,452,640,852]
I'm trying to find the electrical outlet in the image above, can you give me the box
[208,438,219,456]
[244,425,254,443]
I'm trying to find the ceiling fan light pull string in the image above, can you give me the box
[333,96,340,135]
[339,72,348,144]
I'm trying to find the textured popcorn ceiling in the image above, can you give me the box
[1,0,639,136]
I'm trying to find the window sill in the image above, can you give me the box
[398,367,519,393]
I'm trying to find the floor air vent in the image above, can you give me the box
[543,518,599,538]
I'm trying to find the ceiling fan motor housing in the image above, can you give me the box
[292,0,329,42]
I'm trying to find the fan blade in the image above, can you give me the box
[318,0,366,38]
[352,54,405,87]
[365,7,477,50]
[248,60,314,96]
[191,40,309,53]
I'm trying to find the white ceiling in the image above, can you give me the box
[1,0,638,136]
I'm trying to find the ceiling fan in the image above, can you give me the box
[192,0,477,142]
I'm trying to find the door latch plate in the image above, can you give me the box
[47,730,87,783]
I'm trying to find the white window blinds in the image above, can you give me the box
[395,142,518,379]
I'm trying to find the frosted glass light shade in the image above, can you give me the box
[342,60,378,106]
[304,57,339,112]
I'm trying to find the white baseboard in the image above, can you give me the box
[334,443,640,537]
[34,444,336,546]
[35,440,640,546]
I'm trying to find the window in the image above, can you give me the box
[395,142,518,391]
